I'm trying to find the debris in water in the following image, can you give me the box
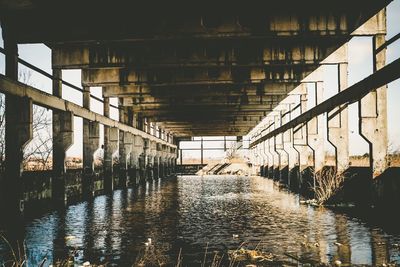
[334,260,342,266]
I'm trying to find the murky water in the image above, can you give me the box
[1,175,400,266]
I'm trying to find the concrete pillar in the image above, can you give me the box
[360,33,388,179]
[269,118,280,180]
[293,86,309,192]
[103,126,118,192]
[118,106,129,187]
[131,135,144,184]
[2,32,33,217]
[327,57,349,173]
[103,97,118,192]
[148,141,157,180]
[82,86,100,198]
[142,138,150,181]
[162,146,168,176]
[307,81,325,192]
[52,69,74,206]
[282,104,298,188]
[275,110,289,184]
[172,147,177,174]
[155,143,162,178]
[122,132,133,187]
[261,140,269,177]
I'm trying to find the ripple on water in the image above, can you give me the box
[0,175,400,266]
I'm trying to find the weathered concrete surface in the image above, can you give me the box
[82,86,100,198]
[52,69,74,206]
[0,75,175,148]
[327,59,349,173]
[2,34,32,218]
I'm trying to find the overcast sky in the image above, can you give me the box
[0,0,399,158]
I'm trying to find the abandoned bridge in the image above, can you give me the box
[0,0,399,219]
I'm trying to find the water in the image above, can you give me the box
[1,175,400,266]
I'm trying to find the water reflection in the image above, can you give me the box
[0,175,399,266]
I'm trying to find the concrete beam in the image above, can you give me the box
[0,74,176,149]
[52,42,338,69]
[249,56,400,147]
[82,66,314,87]
[102,82,298,98]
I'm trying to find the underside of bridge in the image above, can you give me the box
[0,0,399,216]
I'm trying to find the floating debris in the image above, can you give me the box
[334,260,342,266]
[228,248,274,263]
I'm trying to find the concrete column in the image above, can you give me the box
[282,104,298,188]
[307,81,325,193]
[103,97,118,191]
[360,33,388,179]
[293,86,309,192]
[103,126,118,192]
[142,138,150,181]
[131,135,144,184]
[146,141,156,180]
[122,132,133,187]
[261,140,269,177]
[275,110,289,184]
[2,32,33,217]
[162,146,168,176]
[118,105,129,187]
[155,143,162,178]
[172,147,177,174]
[327,59,349,173]
[256,144,263,175]
[52,69,74,205]
[270,117,280,180]
[82,86,100,198]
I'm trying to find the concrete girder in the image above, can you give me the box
[102,82,298,98]
[120,95,288,107]
[52,41,340,69]
[81,66,315,87]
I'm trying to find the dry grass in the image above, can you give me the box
[313,168,347,205]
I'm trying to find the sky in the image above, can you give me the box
[0,0,400,158]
